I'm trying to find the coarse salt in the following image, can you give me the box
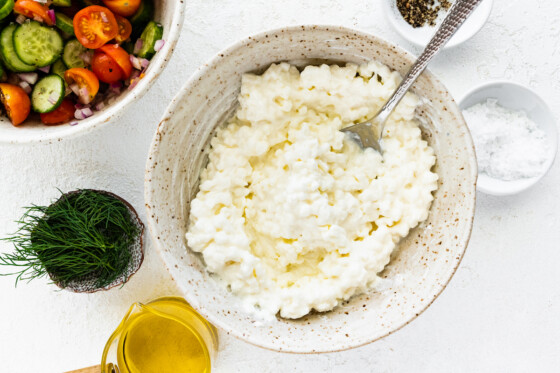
[462,98,549,181]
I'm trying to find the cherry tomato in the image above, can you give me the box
[114,15,132,43]
[99,44,132,79]
[0,84,31,126]
[73,6,118,49]
[13,0,54,26]
[101,0,140,17]
[65,68,100,104]
[91,51,123,83]
[40,99,75,125]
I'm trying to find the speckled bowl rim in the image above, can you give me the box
[145,24,477,353]
[0,0,186,145]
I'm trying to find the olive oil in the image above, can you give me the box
[103,297,217,373]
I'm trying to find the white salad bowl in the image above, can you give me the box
[0,0,185,144]
[145,25,478,353]
[459,81,558,196]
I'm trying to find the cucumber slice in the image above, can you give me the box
[31,74,65,113]
[62,39,86,68]
[55,13,74,36]
[0,0,14,21]
[13,21,64,67]
[0,24,35,72]
[52,0,71,6]
[136,21,163,59]
[52,58,67,79]
[130,0,153,38]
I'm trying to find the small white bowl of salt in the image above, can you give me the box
[460,81,558,196]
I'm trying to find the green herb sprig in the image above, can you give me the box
[0,190,140,289]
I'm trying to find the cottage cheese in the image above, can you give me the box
[186,62,438,319]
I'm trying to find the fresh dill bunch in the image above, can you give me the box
[0,190,141,289]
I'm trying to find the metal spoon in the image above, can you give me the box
[341,0,484,152]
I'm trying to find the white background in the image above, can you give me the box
[1,0,559,372]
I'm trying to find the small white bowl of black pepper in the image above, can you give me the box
[384,0,493,49]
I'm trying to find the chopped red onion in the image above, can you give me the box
[109,86,122,96]
[130,69,140,80]
[128,79,139,90]
[15,15,26,24]
[80,51,93,65]
[69,83,80,95]
[38,65,51,73]
[18,72,38,85]
[47,9,55,24]
[47,92,58,105]
[74,107,93,120]
[69,121,79,126]
[140,58,150,69]
[19,81,32,94]
[81,96,91,105]
[154,39,165,52]
[78,87,91,104]
[125,68,141,89]
[74,109,85,120]
[108,96,117,105]
[129,55,142,70]
[109,81,123,92]
[94,102,105,111]
[133,39,143,54]
[33,15,44,23]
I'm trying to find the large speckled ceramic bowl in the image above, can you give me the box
[145,25,477,353]
[0,0,185,144]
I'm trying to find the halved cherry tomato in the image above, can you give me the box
[0,84,31,126]
[40,99,75,125]
[92,51,123,83]
[73,6,118,49]
[99,44,132,79]
[114,15,132,44]
[102,0,140,17]
[13,0,54,26]
[65,68,100,104]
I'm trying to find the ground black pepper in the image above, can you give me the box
[396,0,452,28]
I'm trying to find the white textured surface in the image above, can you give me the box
[0,0,559,371]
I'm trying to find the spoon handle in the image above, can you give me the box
[375,0,484,125]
